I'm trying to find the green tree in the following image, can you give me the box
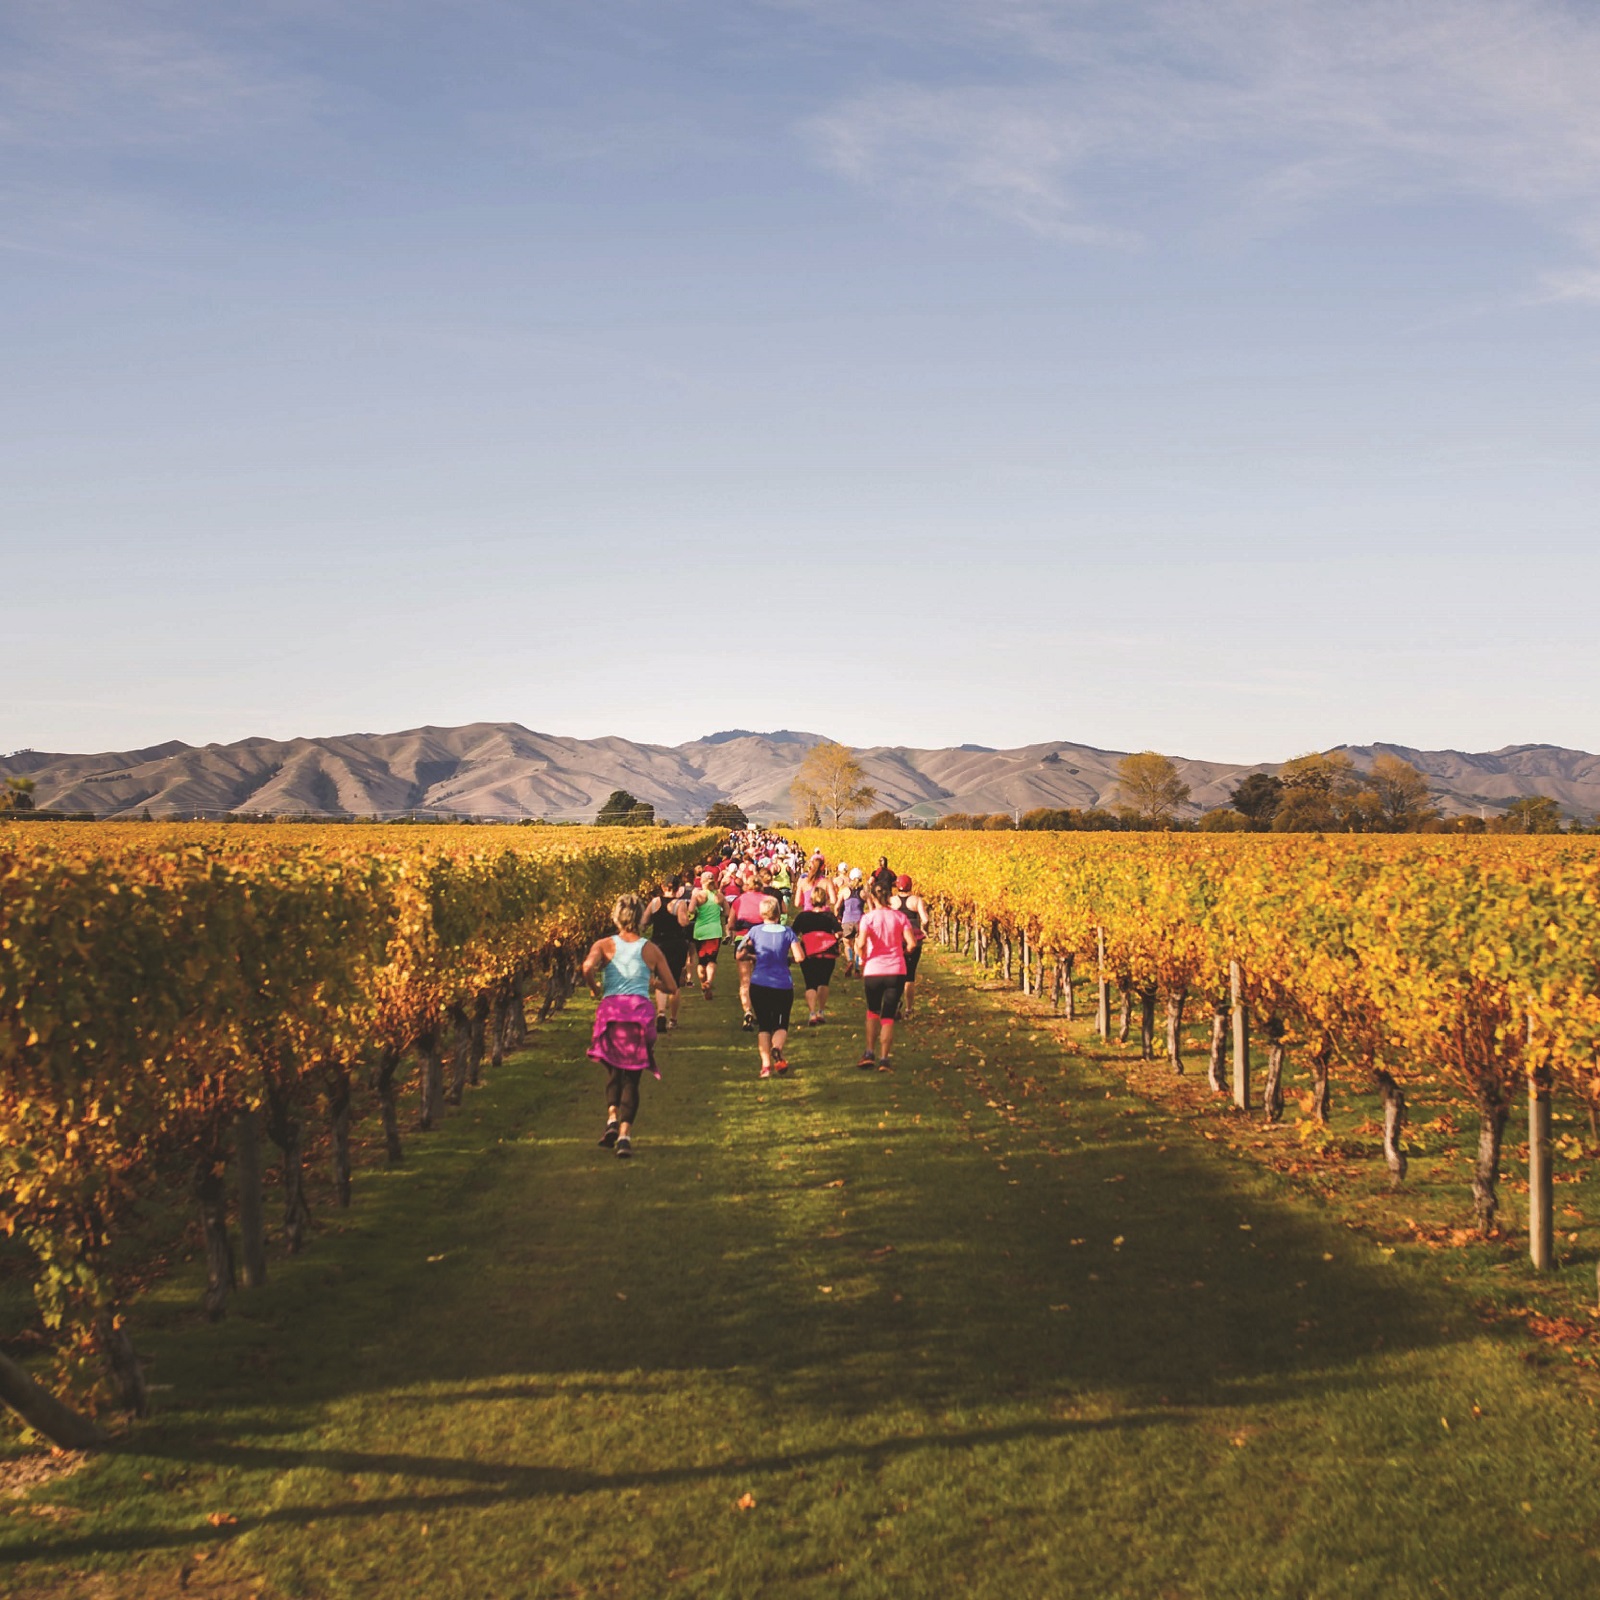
[788,741,877,827]
[1492,795,1564,834]
[595,789,640,826]
[864,808,904,830]
[1229,772,1283,830]
[1,776,37,813]
[1114,751,1191,828]
[1198,807,1249,833]
[704,801,748,829]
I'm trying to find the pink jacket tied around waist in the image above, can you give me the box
[587,994,661,1077]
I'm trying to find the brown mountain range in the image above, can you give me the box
[3,726,1595,824]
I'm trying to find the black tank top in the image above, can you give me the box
[652,895,688,946]
[892,894,922,933]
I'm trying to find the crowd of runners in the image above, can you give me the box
[580,828,930,1157]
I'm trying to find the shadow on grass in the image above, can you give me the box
[0,1413,1174,1565]
[1,957,1471,1569]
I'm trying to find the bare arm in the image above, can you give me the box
[581,937,614,994]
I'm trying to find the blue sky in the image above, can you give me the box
[5,0,1599,761]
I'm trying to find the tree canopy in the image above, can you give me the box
[789,741,877,827]
[1114,752,1191,828]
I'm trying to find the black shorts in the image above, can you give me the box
[863,975,905,1020]
[749,983,794,1035]
[655,941,689,975]
[800,955,836,991]
[905,942,923,979]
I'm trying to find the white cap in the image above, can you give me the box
[849,867,862,880]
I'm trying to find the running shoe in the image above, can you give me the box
[599,1122,620,1147]
[878,1057,894,1072]
[856,1053,876,1070]
[773,1048,788,1073]
[615,1136,632,1159]
[759,1064,772,1079]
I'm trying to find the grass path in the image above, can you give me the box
[7,952,1600,1597]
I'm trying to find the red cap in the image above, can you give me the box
[895,874,912,891]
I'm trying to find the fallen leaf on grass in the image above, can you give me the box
[206,1513,238,1528]
[426,1254,448,1264]
[736,1493,757,1511]
[818,1285,833,1294]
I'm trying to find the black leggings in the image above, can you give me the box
[606,1066,642,1123]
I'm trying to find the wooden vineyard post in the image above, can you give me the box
[1230,958,1250,1111]
[1096,927,1110,1039]
[235,1109,267,1289]
[1529,1015,1553,1272]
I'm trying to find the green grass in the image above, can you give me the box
[6,950,1600,1598]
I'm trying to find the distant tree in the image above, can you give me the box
[1365,754,1437,831]
[705,801,749,829]
[1229,772,1283,831]
[1114,752,1191,829]
[1271,752,1355,832]
[1491,795,1564,834]
[625,803,656,826]
[1020,807,1074,830]
[864,808,904,830]
[789,741,877,827]
[936,812,977,830]
[981,813,1015,830]
[0,776,37,813]
[1198,807,1250,833]
[1421,814,1485,834]
[595,789,640,825]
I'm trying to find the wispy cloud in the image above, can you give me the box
[803,0,1600,266]
[0,2,323,155]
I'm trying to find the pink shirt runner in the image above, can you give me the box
[857,907,910,977]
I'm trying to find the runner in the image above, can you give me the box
[838,869,865,976]
[644,876,692,1031]
[870,854,897,902]
[581,894,680,1158]
[770,856,793,911]
[791,880,842,1025]
[889,873,930,1023]
[690,872,725,999]
[736,895,804,1077]
[727,874,771,1031]
[854,883,916,1071]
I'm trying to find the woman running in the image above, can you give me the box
[644,877,692,1031]
[838,870,865,977]
[737,895,804,1077]
[791,880,842,1025]
[854,884,916,1071]
[727,873,772,1031]
[889,874,930,1023]
[690,872,726,999]
[582,894,680,1158]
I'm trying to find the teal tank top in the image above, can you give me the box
[603,936,652,998]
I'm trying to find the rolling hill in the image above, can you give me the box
[3,727,1595,824]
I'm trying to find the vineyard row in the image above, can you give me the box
[0,823,717,1443]
[803,830,1600,1265]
